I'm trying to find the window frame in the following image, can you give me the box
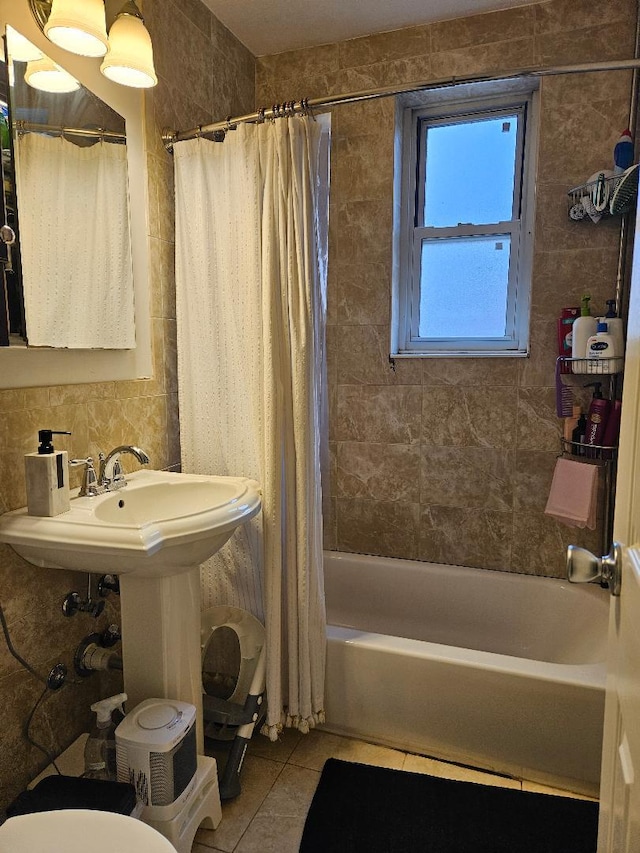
[392,81,539,358]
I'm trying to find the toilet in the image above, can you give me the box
[0,809,177,852]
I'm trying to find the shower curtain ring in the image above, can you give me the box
[225,116,237,132]
[257,107,266,123]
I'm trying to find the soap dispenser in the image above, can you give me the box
[24,429,71,517]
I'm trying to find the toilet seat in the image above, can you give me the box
[201,604,265,706]
[0,809,177,853]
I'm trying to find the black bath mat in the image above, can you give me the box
[299,759,598,853]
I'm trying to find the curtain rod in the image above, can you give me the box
[162,57,640,151]
[14,121,126,142]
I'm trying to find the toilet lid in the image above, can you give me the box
[0,809,177,853]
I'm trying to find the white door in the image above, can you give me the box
[596,207,640,850]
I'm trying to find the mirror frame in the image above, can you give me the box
[0,0,152,388]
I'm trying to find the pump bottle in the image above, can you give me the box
[84,693,127,780]
[24,430,71,517]
[572,294,597,374]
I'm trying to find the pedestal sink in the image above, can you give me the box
[0,470,262,750]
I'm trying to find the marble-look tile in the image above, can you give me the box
[516,387,563,452]
[87,395,168,472]
[432,6,534,50]
[421,358,518,387]
[514,450,559,513]
[257,44,340,87]
[431,37,535,80]
[534,182,621,255]
[166,393,182,470]
[332,97,395,139]
[234,765,320,853]
[332,134,393,203]
[535,22,634,67]
[336,385,422,444]
[336,497,420,559]
[518,317,559,388]
[248,727,304,764]
[194,755,284,853]
[529,247,620,322]
[417,505,512,570]
[336,326,422,386]
[421,386,518,449]
[336,199,392,267]
[338,25,430,69]
[511,511,600,577]
[322,495,337,550]
[336,441,421,502]
[420,446,514,511]
[403,753,521,789]
[0,388,50,412]
[335,262,391,326]
[534,0,634,33]
[289,730,406,772]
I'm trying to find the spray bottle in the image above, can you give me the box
[84,693,127,780]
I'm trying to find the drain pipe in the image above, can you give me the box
[74,630,123,677]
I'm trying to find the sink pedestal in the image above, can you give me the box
[119,568,204,752]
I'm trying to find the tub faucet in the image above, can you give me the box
[98,445,150,491]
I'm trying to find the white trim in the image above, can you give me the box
[392,79,539,358]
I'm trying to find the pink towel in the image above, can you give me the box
[544,458,598,530]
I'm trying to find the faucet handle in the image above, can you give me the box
[70,457,100,497]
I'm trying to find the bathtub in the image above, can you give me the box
[322,551,608,797]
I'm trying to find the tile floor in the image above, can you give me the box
[192,729,595,853]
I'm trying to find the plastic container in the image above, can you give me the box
[586,321,622,374]
[84,693,127,781]
[572,295,597,373]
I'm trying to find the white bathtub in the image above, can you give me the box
[322,551,608,797]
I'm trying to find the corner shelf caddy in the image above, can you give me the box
[567,166,639,221]
[556,356,622,556]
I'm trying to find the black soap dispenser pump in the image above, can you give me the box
[24,429,71,517]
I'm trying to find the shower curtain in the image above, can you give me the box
[15,133,134,348]
[174,115,329,737]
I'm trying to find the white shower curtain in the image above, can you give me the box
[15,133,135,348]
[174,116,329,737]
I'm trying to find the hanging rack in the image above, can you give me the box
[162,57,640,151]
[14,121,125,143]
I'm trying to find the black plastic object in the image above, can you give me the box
[37,430,71,454]
[6,775,137,818]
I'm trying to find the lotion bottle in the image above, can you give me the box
[596,299,625,363]
[24,429,71,517]
[586,321,622,374]
[572,294,597,373]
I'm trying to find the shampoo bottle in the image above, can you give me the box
[24,430,71,517]
[572,294,597,373]
[584,383,611,455]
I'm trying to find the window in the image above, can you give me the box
[393,81,538,357]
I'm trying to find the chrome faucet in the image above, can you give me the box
[98,445,150,491]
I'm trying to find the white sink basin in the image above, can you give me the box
[0,469,261,577]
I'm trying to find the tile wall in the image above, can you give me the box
[257,0,636,577]
[0,0,255,813]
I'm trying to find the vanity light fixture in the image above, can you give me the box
[100,2,157,89]
[27,0,157,88]
[24,55,80,93]
[43,0,108,58]
[5,25,44,62]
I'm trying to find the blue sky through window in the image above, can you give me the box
[423,114,519,227]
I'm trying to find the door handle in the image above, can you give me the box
[566,542,622,596]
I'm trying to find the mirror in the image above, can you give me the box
[2,27,135,349]
[0,0,151,387]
